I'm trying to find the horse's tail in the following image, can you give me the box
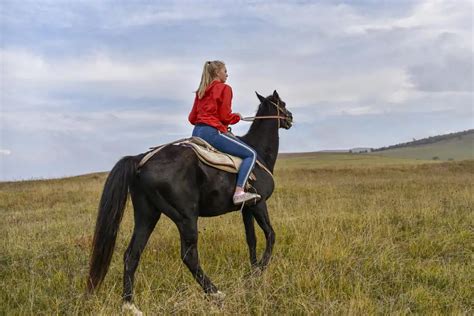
[87,155,138,293]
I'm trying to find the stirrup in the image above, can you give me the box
[233,192,261,205]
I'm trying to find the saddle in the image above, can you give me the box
[137,137,273,182]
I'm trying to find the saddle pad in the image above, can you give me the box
[176,138,242,172]
[137,137,257,181]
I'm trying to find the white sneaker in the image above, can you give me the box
[233,192,261,205]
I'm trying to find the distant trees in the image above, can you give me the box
[350,148,372,153]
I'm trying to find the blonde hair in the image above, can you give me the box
[197,60,225,99]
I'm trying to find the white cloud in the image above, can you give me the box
[2,49,182,85]
[1,1,229,30]
[248,0,471,42]
[0,149,12,156]
[249,2,361,36]
[230,67,417,112]
[108,3,225,28]
[1,48,201,105]
[2,109,189,134]
[347,0,471,35]
[1,1,84,28]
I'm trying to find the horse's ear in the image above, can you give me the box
[255,91,266,103]
[273,90,279,99]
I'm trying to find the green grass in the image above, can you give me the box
[1,154,473,314]
[276,152,440,170]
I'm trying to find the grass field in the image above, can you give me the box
[1,153,473,314]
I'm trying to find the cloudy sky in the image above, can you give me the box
[1,0,473,181]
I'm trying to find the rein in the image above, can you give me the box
[240,99,288,128]
[241,116,285,121]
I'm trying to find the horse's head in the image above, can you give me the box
[255,90,293,129]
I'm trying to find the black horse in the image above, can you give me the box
[87,91,293,311]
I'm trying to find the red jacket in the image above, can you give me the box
[188,80,240,133]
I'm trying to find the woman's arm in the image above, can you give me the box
[219,85,240,125]
[188,94,198,125]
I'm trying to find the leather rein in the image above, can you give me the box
[241,99,289,128]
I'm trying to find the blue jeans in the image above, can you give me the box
[192,124,257,188]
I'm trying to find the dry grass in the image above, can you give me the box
[1,154,473,314]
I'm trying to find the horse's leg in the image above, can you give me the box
[251,202,275,269]
[123,190,161,305]
[176,217,222,296]
[242,208,258,267]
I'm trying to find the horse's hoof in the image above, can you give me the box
[252,265,264,275]
[122,302,143,316]
[209,290,226,300]
[258,260,270,270]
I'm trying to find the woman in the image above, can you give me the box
[189,60,261,205]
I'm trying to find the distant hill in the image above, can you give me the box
[278,150,348,158]
[369,129,474,161]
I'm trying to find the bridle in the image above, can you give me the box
[241,99,292,128]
